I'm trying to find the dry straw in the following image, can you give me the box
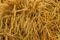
[0,0,60,40]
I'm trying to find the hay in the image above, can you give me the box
[0,0,60,40]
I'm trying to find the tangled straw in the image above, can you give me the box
[0,0,60,40]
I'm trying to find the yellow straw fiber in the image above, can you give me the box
[0,0,60,40]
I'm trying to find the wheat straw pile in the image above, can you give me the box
[0,0,60,40]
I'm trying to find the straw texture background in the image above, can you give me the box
[0,0,60,40]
